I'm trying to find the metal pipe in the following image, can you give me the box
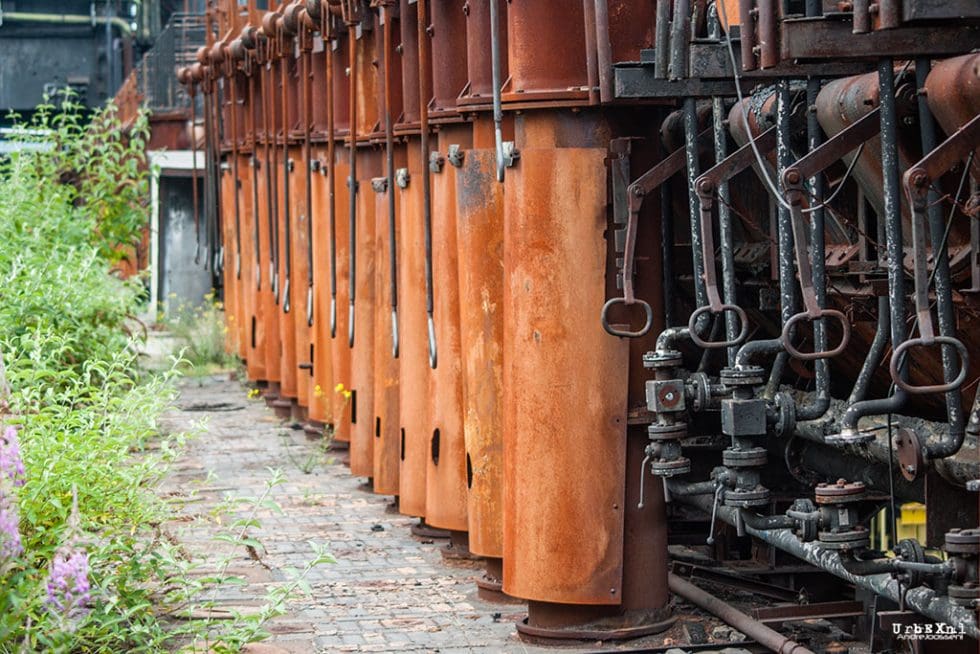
[418,0,437,368]
[795,74,830,421]
[683,98,709,330]
[302,35,314,325]
[249,66,262,291]
[279,34,292,314]
[0,11,134,36]
[915,58,966,460]
[671,491,980,638]
[668,574,815,654]
[381,2,399,358]
[847,296,890,405]
[711,99,737,365]
[346,16,358,347]
[230,66,243,280]
[582,0,600,106]
[660,173,675,325]
[326,19,337,336]
[489,0,506,182]
[653,0,671,79]
[838,60,908,437]
[668,0,690,80]
[593,0,613,103]
[263,43,280,304]
[766,80,795,397]
[190,87,201,266]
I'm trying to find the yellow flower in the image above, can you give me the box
[247,388,260,399]
[314,385,323,398]
[342,390,352,400]
[334,383,345,393]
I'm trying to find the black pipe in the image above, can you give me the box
[915,58,966,461]
[847,296,890,405]
[838,60,908,435]
[382,4,399,359]
[683,98,709,331]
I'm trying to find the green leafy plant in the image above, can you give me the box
[162,292,237,375]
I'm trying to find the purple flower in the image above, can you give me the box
[0,425,25,487]
[0,488,23,560]
[45,547,91,618]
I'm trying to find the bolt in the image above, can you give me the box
[784,170,801,185]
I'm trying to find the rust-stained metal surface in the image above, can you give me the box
[460,0,508,105]
[371,149,403,496]
[424,125,471,532]
[397,138,430,518]
[504,1,588,103]
[926,54,980,167]
[308,144,333,424]
[455,117,505,558]
[502,111,629,605]
[289,143,312,406]
[350,148,382,478]
[330,146,353,441]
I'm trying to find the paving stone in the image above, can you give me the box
[157,375,680,653]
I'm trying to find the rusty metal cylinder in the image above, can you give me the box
[462,0,508,103]
[925,53,980,166]
[276,144,299,401]
[397,137,430,516]
[399,0,425,127]
[349,148,382,477]
[456,116,505,558]
[371,146,404,496]
[502,110,629,604]
[423,125,471,532]
[505,1,587,100]
[429,0,468,116]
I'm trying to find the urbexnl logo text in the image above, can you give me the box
[892,622,966,641]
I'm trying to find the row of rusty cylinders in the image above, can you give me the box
[175,0,980,643]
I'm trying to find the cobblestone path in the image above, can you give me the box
[158,374,682,654]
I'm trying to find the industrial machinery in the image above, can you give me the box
[177,0,980,649]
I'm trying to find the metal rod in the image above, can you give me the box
[279,32,292,314]
[593,0,613,103]
[230,58,243,280]
[668,574,815,654]
[847,296,890,405]
[654,0,671,79]
[914,57,966,457]
[249,67,262,291]
[668,0,690,80]
[683,98,709,329]
[489,0,506,182]
[347,18,358,348]
[418,0,437,369]
[838,59,908,436]
[583,0,600,106]
[303,36,314,325]
[190,88,201,266]
[326,19,337,337]
[381,3,399,358]
[263,43,280,304]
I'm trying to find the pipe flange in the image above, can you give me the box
[774,391,797,437]
[824,428,876,445]
[722,447,767,468]
[687,372,710,412]
[945,528,980,555]
[893,428,924,482]
[720,366,765,387]
[642,350,683,370]
[948,583,980,609]
[817,528,870,551]
[370,176,388,193]
[815,479,867,504]
[724,487,770,508]
[647,422,687,441]
[649,458,692,477]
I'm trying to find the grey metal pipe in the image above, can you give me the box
[654,0,671,79]
[847,296,890,405]
[0,11,134,36]
[669,574,816,654]
[593,0,613,103]
[838,60,908,436]
[489,0,506,182]
[668,0,690,80]
[672,491,980,639]
[683,98,709,331]
[915,58,966,461]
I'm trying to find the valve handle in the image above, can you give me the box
[890,336,969,395]
[637,454,651,509]
[688,304,749,349]
[601,297,654,339]
[781,308,852,360]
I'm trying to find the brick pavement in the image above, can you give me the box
[157,374,702,654]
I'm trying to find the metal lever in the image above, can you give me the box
[890,115,979,393]
[706,484,724,545]
[637,453,651,509]
[776,109,887,360]
[600,127,712,338]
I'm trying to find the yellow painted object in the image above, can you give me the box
[873,503,927,550]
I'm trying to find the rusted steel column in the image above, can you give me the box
[371,156,402,496]
[396,137,430,517]
[309,143,334,424]
[276,48,299,402]
[260,33,283,390]
[289,143,312,410]
[502,110,628,604]
[372,2,403,497]
[456,115,506,565]
[424,124,471,533]
[350,147,381,477]
[504,1,588,102]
